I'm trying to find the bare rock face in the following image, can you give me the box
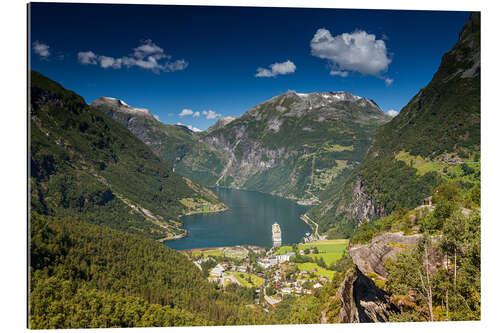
[344,178,383,226]
[350,231,447,280]
[337,267,399,323]
[91,97,159,145]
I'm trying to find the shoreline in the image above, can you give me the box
[212,185,317,207]
[179,244,266,254]
[180,205,228,217]
[160,205,229,243]
[161,188,316,245]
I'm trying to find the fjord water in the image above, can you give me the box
[165,187,311,250]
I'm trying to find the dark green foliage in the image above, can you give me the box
[385,210,480,321]
[30,70,217,239]
[358,158,442,213]
[199,259,217,278]
[29,213,270,328]
[470,185,480,206]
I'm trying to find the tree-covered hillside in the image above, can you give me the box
[308,13,480,237]
[29,213,269,328]
[30,70,225,240]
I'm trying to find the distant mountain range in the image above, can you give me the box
[93,90,391,204]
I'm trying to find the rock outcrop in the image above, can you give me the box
[337,267,399,323]
[350,232,422,279]
[350,231,446,280]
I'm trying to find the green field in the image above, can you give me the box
[395,151,480,186]
[189,249,223,258]
[277,239,348,265]
[233,272,265,288]
[296,263,337,280]
[187,246,249,259]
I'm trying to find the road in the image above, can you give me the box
[300,214,321,239]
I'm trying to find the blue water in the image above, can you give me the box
[164,187,311,250]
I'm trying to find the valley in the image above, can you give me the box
[28,8,481,328]
[164,187,311,250]
[92,91,390,205]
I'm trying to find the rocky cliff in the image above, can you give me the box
[336,267,399,323]
[350,231,447,280]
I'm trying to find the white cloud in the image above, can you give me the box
[179,109,220,120]
[202,110,221,120]
[133,40,165,60]
[255,60,296,77]
[179,109,194,117]
[164,59,188,72]
[386,109,399,117]
[33,41,50,58]
[176,122,202,132]
[78,51,97,64]
[99,56,122,69]
[77,40,188,73]
[384,78,394,86]
[311,29,393,83]
[330,70,349,77]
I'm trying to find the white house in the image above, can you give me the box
[210,264,225,277]
[276,252,296,264]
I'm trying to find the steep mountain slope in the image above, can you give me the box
[30,70,225,240]
[91,96,199,167]
[95,91,390,203]
[308,13,480,237]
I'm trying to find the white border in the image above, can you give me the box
[1,1,498,332]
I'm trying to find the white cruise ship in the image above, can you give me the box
[272,222,282,247]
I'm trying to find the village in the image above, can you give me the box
[183,223,348,309]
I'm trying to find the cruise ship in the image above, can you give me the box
[272,222,282,247]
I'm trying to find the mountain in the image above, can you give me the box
[30,70,226,241]
[94,91,390,203]
[206,116,237,132]
[308,13,480,237]
[91,96,199,166]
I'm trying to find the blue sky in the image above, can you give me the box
[30,3,470,131]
